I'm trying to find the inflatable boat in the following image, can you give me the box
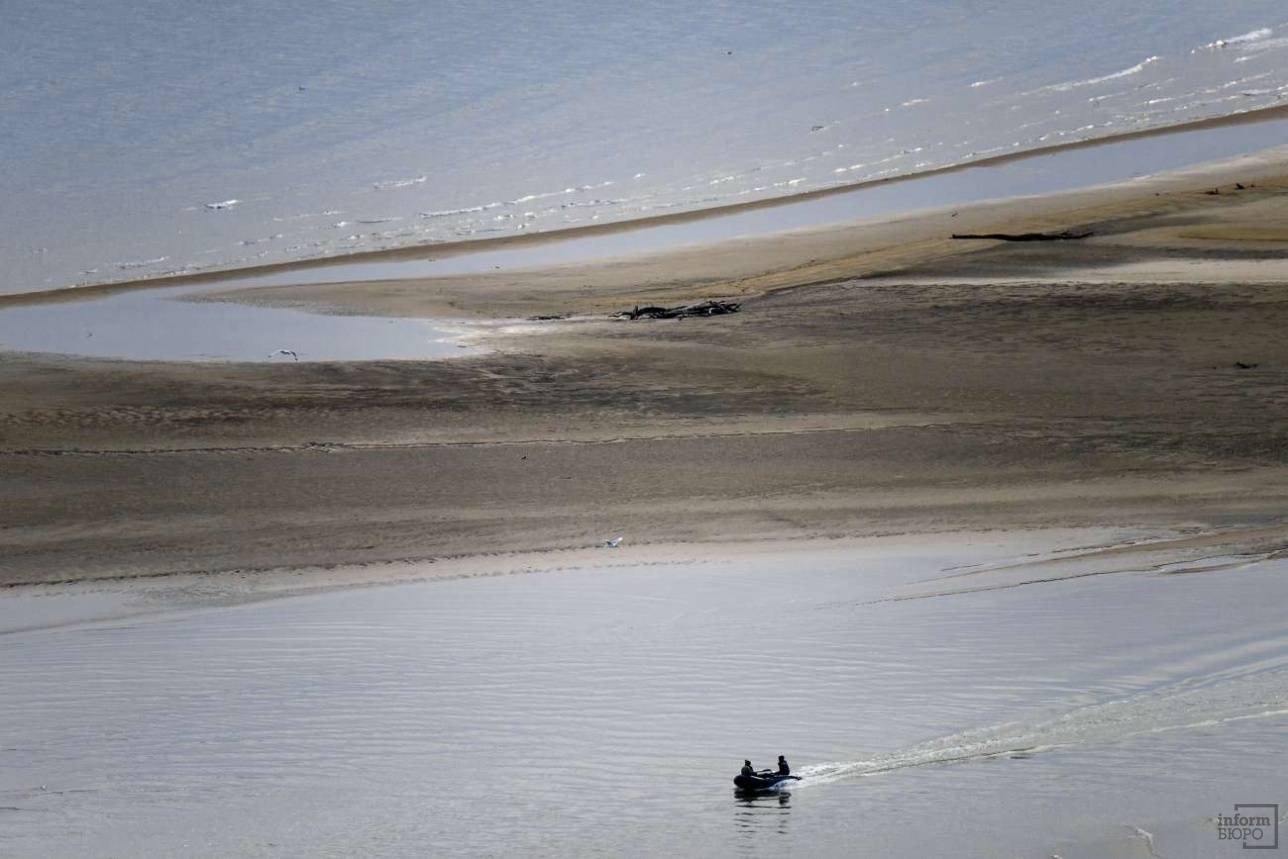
[733,771,800,791]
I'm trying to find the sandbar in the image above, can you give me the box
[4,142,1288,590]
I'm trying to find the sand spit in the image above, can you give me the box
[6,101,1288,310]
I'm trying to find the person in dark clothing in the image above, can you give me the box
[740,760,755,777]
[777,755,790,775]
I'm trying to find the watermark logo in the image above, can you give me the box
[1217,804,1278,849]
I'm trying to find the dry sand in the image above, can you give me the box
[5,146,1288,589]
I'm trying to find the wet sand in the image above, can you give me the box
[5,146,1288,587]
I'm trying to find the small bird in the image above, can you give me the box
[605,536,623,548]
[270,349,298,361]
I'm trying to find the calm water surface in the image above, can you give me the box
[0,279,476,363]
[1,537,1285,857]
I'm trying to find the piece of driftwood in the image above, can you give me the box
[527,313,569,321]
[614,299,742,320]
[951,230,1093,242]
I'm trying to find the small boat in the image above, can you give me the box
[733,771,801,791]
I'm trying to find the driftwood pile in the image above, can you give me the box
[614,300,742,320]
[951,230,1093,242]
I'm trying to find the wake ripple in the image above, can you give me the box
[797,659,1288,787]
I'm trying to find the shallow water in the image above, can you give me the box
[2,535,1284,857]
[0,280,473,363]
[6,1,1288,294]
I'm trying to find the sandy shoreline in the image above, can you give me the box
[202,144,1288,320]
[4,141,1288,591]
[7,521,1287,636]
[6,101,1288,309]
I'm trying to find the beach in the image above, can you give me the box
[9,4,1288,854]
[4,121,1288,859]
[5,144,1288,589]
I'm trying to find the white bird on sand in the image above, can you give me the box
[270,349,298,361]
[605,536,623,548]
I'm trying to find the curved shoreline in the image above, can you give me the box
[6,102,1288,309]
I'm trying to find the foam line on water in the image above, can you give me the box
[1045,56,1160,92]
[1193,27,1275,52]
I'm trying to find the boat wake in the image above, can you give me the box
[795,651,1288,787]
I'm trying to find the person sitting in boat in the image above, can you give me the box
[776,755,790,775]
[740,760,755,777]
